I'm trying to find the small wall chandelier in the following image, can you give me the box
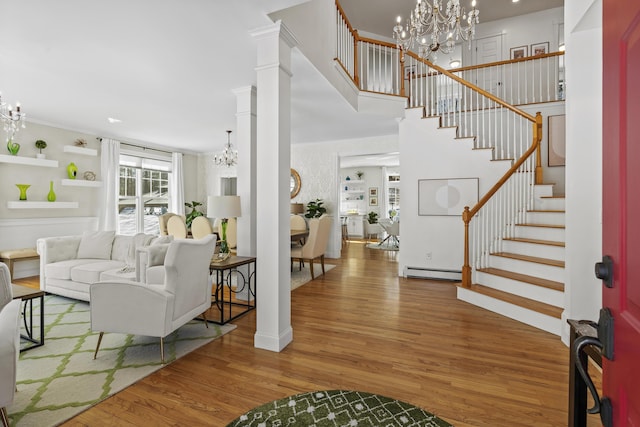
[214,130,238,167]
[0,92,26,142]
[393,0,479,61]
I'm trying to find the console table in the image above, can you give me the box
[12,283,45,351]
[209,256,256,324]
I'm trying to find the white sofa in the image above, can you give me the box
[37,231,172,302]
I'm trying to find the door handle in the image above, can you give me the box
[573,335,603,415]
[595,255,613,288]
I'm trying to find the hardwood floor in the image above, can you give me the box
[14,241,602,426]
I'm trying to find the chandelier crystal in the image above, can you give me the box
[0,92,26,142]
[213,130,238,167]
[393,0,479,61]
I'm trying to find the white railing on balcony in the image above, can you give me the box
[335,0,356,80]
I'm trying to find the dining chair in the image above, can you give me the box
[191,216,214,240]
[291,214,332,280]
[290,215,307,246]
[166,215,188,239]
[378,219,399,248]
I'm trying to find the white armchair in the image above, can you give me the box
[90,235,216,364]
[0,263,21,427]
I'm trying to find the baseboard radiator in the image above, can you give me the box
[403,266,462,282]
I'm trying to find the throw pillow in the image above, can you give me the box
[77,231,116,260]
[150,235,173,245]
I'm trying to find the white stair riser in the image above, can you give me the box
[475,270,564,307]
[501,240,565,261]
[458,287,562,335]
[534,197,565,211]
[515,225,565,241]
[533,185,554,198]
[525,211,565,226]
[489,255,564,282]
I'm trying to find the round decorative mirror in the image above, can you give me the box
[290,168,301,199]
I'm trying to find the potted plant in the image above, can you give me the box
[35,140,47,159]
[367,211,378,224]
[184,201,204,228]
[355,171,364,180]
[305,199,327,219]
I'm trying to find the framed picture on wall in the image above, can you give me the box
[369,187,378,197]
[369,197,378,206]
[530,42,550,56]
[418,178,479,216]
[548,114,566,167]
[404,65,416,79]
[510,45,528,59]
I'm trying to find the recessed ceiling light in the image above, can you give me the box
[107,117,122,124]
[512,0,519,2]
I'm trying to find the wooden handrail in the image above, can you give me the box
[405,50,537,122]
[447,51,564,73]
[335,0,355,35]
[461,112,543,288]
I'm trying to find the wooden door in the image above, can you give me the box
[602,0,640,424]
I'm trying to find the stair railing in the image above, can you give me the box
[462,113,542,287]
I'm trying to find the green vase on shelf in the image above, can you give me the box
[67,162,78,179]
[47,181,56,202]
[7,140,20,156]
[16,184,30,201]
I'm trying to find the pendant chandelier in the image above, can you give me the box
[213,130,238,167]
[0,92,26,142]
[393,0,479,61]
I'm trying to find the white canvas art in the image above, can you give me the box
[418,178,479,216]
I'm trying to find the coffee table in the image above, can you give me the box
[12,283,45,351]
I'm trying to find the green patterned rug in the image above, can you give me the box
[227,390,453,426]
[8,295,236,426]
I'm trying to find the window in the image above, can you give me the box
[388,174,400,220]
[118,153,171,235]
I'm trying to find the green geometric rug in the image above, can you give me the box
[8,295,236,427]
[227,390,453,426]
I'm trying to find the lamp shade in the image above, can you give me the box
[290,203,304,214]
[207,195,241,219]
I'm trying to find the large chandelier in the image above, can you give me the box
[0,92,26,142]
[393,0,479,61]
[213,130,238,167]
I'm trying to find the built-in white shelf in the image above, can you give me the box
[342,179,364,184]
[63,145,98,156]
[7,201,79,209]
[0,154,59,168]
[61,179,102,188]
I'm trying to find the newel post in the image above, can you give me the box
[353,30,359,87]
[534,112,543,184]
[399,48,406,97]
[462,206,472,288]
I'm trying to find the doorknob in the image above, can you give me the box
[573,333,613,427]
[595,255,613,288]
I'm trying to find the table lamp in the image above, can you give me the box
[207,195,242,260]
[290,203,304,214]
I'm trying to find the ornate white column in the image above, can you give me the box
[251,20,297,352]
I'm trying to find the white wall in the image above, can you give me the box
[399,110,509,276]
[0,122,101,220]
[562,0,602,344]
[466,7,565,65]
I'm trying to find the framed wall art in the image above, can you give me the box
[369,197,378,206]
[418,178,479,216]
[510,45,528,60]
[548,114,566,167]
[369,187,378,197]
[530,42,550,56]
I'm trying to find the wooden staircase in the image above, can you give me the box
[458,185,565,335]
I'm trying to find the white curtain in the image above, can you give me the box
[99,139,120,231]
[170,152,185,215]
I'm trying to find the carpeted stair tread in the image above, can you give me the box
[469,283,563,319]
[517,223,565,229]
[477,267,564,292]
[503,237,565,247]
[492,252,565,268]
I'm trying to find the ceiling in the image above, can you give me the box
[0,0,562,155]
